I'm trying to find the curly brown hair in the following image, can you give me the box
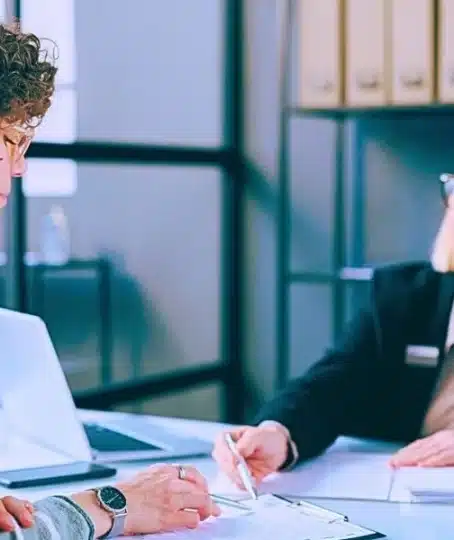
[0,23,57,127]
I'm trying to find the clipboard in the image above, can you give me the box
[273,494,386,540]
[209,493,386,540]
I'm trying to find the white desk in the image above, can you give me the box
[0,410,450,539]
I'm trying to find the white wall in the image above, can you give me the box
[76,0,223,146]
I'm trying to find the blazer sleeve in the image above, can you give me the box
[255,273,386,462]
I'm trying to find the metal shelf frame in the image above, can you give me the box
[276,0,374,390]
[275,1,454,391]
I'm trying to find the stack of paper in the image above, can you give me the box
[261,450,394,501]
[390,467,454,503]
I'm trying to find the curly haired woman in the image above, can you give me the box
[0,23,220,540]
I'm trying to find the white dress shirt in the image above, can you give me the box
[421,302,454,436]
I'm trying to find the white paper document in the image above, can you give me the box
[389,467,454,503]
[124,494,382,540]
[262,450,394,501]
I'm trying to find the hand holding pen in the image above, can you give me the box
[212,425,289,493]
[224,433,258,500]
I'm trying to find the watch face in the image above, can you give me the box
[99,486,127,512]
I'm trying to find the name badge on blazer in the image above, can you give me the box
[405,345,439,368]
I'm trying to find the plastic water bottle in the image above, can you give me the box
[40,205,71,265]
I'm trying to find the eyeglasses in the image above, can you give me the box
[440,173,454,206]
[0,124,34,163]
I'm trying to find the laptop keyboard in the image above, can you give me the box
[83,423,162,452]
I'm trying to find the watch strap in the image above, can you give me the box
[100,510,127,539]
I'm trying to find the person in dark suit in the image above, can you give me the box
[213,173,454,487]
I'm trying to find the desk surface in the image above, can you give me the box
[1,410,449,540]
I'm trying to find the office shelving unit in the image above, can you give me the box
[276,0,454,390]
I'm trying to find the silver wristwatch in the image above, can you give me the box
[93,486,128,539]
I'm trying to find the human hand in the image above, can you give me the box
[0,496,34,532]
[118,464,221,535]
[73,464,220,537]
[212,424,289,488]
[389,430,454,468]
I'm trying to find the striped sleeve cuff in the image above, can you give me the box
[34,496,95,540]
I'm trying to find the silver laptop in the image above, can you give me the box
[0,308,211,470]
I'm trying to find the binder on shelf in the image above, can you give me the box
[389,0,435,105]
[298,0,343,108]
[345,0,387,107]
[438,0,454,103]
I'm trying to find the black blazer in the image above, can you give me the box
[256,262,454,462]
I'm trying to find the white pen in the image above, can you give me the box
[224,433,258,500]
[210,494,251,511]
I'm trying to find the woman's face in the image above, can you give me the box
[0,125,33,208]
